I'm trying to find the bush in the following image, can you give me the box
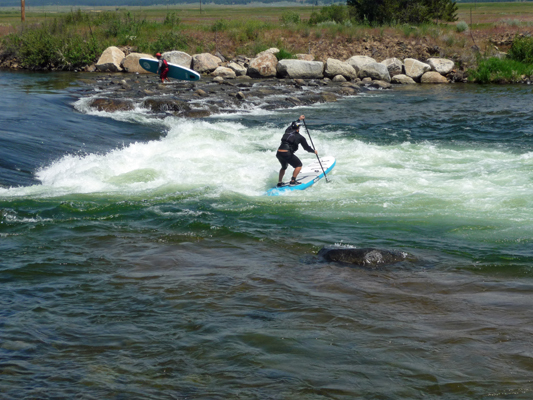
[2,23,102,69]
[142,31,189,54]
[280,11,300,25]
[309,4,349,25]
[508,36,533,64]
[469,57,533,84]
[456,21,468,32]
[276,49,295,60]
[347,0,457,25]
[163,12,181,27]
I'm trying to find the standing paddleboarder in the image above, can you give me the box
[155,53,170,83]
[276,115,318,187]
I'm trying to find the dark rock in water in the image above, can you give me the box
[178,109,211,118]
[89,98,134,112]
[142,98,191,113]
[318,247,413,267]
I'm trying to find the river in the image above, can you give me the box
[1,70,533,399]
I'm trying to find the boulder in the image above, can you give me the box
[346,55,376,75]
[142,98,191,113]
[192,53,221,74]
[381,57,403,77]
[247,52,278,78]
[162,50,192,68]
[211,66,236,79]
[332,74,347,82]
[89,98,134,112]
[318,247,412,267]
[257,48,280,57]
[276,60,324,79]
[227,62,247,76]
[427,57,455,75]
[391,74,417,84]
[404,58,431,80]
[368,80,392,89]
[121,53,154,73]
[359,62,391,82]
[320,92,338,102]
[420,71,448,84]
[324,58,357,80]
[96,46,125,72]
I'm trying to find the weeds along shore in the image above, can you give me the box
[1,4,533,83]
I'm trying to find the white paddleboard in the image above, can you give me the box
[267,156,335,196]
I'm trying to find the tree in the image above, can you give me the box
[347,0,458,25]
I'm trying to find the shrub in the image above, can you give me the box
[211,19,229,32]
[508,36,533,64]
[456,21,468,32]
[2,23,102,69]
[143,31,189,54]
[280,11,300,25]
[276,49,295,61]
[469,57,533,84]
[163,12,181,27]
[309,4,349,25]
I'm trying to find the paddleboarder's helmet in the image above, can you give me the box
[156,53,162,57]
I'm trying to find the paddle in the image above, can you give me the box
[302,120,329,183]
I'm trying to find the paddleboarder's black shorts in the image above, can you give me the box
[276,151,302,170]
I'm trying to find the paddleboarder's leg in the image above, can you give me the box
[276,152,289,186]
[292,166,302,180]
[161,68,169,83]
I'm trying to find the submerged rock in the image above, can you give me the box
[318,247,413,267]
[89,98,134,112]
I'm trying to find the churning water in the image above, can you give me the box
[1,71,533,399]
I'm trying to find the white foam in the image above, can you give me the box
[2,104,533,226]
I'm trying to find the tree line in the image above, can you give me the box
[347,0,458,25]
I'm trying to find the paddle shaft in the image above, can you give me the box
[303,120,329,183]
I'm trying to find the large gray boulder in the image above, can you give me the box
[121,52,154,73]
[427,57,455,75]
[227,62,247,76]
[276,59,324,79]
[421,71,448,84]
[162,50,192,68]
[96,46,125,72]
[211,66,236,79]
[346,55,376,75]
[381,57,403,77]
[324,58,357,80]
[404,58,431,80]
[318,247,413,267]
[192,53,221,74]
[359,62,391,82]
[391,74,416,84]
[247,52,278,78]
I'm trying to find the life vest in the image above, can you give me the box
[280,129,299,152]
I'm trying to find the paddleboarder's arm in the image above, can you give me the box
[300,136,316,153]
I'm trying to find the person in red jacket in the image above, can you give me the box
[156,53,169,83]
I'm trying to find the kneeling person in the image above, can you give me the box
[276,115,317,187]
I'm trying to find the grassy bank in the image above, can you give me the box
[0,2,532,75]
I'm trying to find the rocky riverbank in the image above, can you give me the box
[75,45,468,118]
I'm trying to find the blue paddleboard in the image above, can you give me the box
[267,156,335,196]
[139,58,201,81]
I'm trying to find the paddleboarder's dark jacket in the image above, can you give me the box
[278,129,314,154]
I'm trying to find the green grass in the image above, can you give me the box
[469,57,533,83]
